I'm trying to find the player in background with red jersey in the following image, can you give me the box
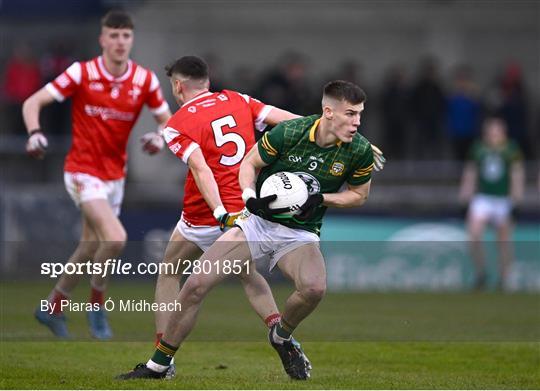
[22,10,172,340]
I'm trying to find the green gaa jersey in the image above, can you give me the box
[257,114,374,235]
[468,140,522,196]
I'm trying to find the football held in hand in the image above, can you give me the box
[260,172,309,216]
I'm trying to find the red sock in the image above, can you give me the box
[89,286,104,306]
[155,333,163,346]
[49,290,67,315]
[264,313,281,328]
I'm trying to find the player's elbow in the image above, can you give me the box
[347,190,368,208]
[22,92,46,117]
[355,192,369,206]
[188,158,212,180]
[22,95,35,115]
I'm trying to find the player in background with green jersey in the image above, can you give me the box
[459,117,525,290]
[117,80,374,381]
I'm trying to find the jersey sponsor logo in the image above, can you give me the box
[294,172,321,195]
[330,161,345,176]
[84,105,135,121]
[288,155,302,163]
[309,156,324,163]
[89,82,104,91]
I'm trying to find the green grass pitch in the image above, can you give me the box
[1,281,539,389]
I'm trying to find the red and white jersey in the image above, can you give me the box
[164,90,273,226]
[46,56,169,180]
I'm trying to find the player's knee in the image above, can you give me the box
[183,276,211,303]
[99,236,126,254]
[300,280,326,303]
[102,228,127,250]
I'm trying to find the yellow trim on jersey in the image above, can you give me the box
[309,118,342,146]
[261,133,277,156]
[308,119,320,142]
[352,163,374,177]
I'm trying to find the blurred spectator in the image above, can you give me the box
[380,64,410,159]
[2,42,42,134]
[494,62,531,158]
[230,65,257,95]
[40,41,74,134]
[255,51,314,115]
[446,65,483,161]
[332,59,364,86]
[410,57,446,159]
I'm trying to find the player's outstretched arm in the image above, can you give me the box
[22,87,56,159]
[263,107,300,126]
[322,181,371,208]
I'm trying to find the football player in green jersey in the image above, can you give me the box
[117,80,376,381]
[459,117,525,290]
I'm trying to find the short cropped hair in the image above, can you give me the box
[165,56,209,80]
[323,80,366,104]
[101,10,134,29]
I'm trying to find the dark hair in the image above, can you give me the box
[165,56,209,79]
[323,80,366,104]
[101,10,134,29]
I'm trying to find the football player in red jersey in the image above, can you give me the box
[151,56,302,378]
[22,10,172,340]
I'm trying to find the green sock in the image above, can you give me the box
[276,318,295,339]
[151,339,178,367]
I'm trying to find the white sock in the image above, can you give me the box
[146,359,169,373]
[271,327,291,345]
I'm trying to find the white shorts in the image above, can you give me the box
[176,213,223,252]
[469,194,512,226]
[235,214,320,271]
[64,172,125,216]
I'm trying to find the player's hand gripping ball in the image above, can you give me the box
[259,172,309,217]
